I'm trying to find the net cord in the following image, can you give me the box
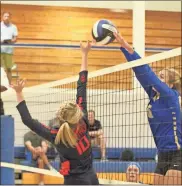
[2,47,181,99]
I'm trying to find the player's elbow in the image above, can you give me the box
[133,64,151,76]
[21,118,34,129]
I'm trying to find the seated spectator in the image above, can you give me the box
[48,117,61,129]
[24,130,55,185]
[0,67,9,115]
[0,98,4,116]
[1,12,18,84]
[88,110,107,161]
[126,162,142,183]
[121,149,134,161]
[48,118,61,159]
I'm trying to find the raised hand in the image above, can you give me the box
[113,32,134,54]
[113,32,125,46]
[10,79,26,93]
[80,41,93,55]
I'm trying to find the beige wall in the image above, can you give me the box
[1,1,181,12]
[1,4,181,87]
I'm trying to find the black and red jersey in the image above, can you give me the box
[17,71,93,176]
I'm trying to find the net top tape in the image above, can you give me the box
[1,47,181,99]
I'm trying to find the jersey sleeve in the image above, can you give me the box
[120,47,177,97]
[76,71,88,116]
[17,101,58,143]
[24,133,29,144]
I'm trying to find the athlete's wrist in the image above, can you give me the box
[82,52,88,57]
[16,91,23,94]
[127,47,134,54]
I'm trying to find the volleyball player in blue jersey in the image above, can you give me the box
[114,32,182,185]
[11,41,99,185]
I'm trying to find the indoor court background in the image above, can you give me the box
[1,1,181,185]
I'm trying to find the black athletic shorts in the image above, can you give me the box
[155,150,182,175]
[64,167,99,185]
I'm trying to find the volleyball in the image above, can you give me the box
[92,19,117,45]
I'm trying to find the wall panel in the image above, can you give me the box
[1,4,181,87]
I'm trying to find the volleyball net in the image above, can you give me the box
[1,45,181,185]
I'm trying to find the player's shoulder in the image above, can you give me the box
[8,23,17,31]
[24,131,31,135]
[11,23,17,27]
[171,89,180,95]
[81,116,89,129]
[168,89,180,101]
[24,131,32,138]
[82,115,88,123]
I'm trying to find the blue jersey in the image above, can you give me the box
[121,47,182,152]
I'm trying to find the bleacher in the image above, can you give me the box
[1,4,181,88]
[15,146,157,172]
[14,146,157,184]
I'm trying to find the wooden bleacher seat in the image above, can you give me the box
[1,4,180,88]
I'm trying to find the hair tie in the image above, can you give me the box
[63,120,69,124]
[63,120,73,126]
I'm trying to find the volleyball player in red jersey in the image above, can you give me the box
[11,41,99,185]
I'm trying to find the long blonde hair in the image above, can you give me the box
[55,101,83,147]
[165,68,181,95]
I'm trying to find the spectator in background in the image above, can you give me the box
[88,110,107,161]
[48,118,61,159]
[1,12,18,84]
[181,100,182,125]
[121,149,134,161]
[0,98,4,116]
[126,162,142,183]
[24,130,55,185]
[0,67,9,115]
[48,117,61,129]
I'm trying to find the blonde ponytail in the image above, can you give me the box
[173,78,182,95]
[55,122,77,147]
[166,68,181,95]
[55,101,83,147]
